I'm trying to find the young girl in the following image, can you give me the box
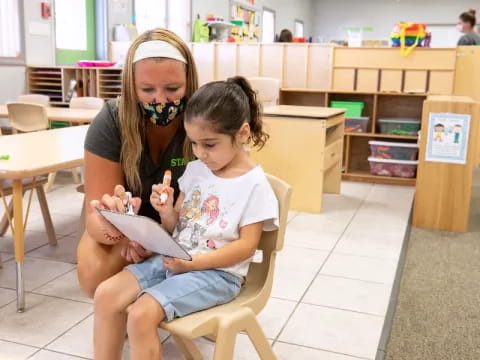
[93,76,279,360]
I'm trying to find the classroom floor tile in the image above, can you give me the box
[278,303,384,359]
[303,274,392,316]
[0,179,414,359]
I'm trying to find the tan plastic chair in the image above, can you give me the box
[69,97,104,110]
[6,102,49,133]
[17,94,50,106]
[248,77,280,107]
[159,174,291,360]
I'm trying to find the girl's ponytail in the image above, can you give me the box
[226,76,269,149]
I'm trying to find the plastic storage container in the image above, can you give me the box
[378,118,420,136]
[368,157,418,178]
[330,101,365,117]
[345,117,369,133]
[369,140,418,160]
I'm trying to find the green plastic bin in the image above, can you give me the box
[50,121,70,129]
[330,101,364,117]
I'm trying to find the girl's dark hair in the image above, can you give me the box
[278,29,293,42]
[184,76,269,153]
[460,9,476,27]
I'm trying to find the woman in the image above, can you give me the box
[77,28,199,298]
[457,9,480,45]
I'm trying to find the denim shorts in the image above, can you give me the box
[126,255,243,322]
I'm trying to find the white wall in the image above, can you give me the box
[192,0,314,38]
[0,0,56,104]
[312,0,478,42]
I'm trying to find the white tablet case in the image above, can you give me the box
[98,209,192,261]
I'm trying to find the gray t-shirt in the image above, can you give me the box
[458,32,480,46]
[84,100,187,221]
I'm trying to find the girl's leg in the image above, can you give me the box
[127,293,166,360]
[94,269,141,360]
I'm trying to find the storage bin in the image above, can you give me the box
[369,140,418,160]
[378,118,420,136]
[50,121,70,129]
[330,101,364,117]
[345,117,369,133]
[368,157,418,178]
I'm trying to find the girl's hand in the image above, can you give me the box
[163,256,193,274]
[120,241,153,264]
[90,184,141,245]
[150,184,175,214]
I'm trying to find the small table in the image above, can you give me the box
[251,105,345,213]
[0,105,99,125]
[0,125,88,311]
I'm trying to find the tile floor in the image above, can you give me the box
[0,173,414,359]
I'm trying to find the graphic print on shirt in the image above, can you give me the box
[175,186,228,251]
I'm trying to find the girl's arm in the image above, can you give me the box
[163,221,263,273]
[151,187,185,234]
[190,222,263,270]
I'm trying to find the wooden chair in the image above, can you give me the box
[159,174,291,360]
[247,77,280,107]
[69,96,104,110]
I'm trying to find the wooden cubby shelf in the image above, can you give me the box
[280,88,424,185]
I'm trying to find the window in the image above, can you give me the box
[262,8,275,43]
[134,0,166,35]
[0,0,23,63]
[294,19,304,38]
[167,0,190,41]
[134,0,189,40]
[55,0,87,50]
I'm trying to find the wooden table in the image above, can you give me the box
[250,105,345,213]
[0,105,99,125]
[0,125,88,311]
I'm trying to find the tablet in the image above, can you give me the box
[98,209,192,261]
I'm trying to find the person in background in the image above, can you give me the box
[457,9,480,45]
[278,28,293,42]
[77,28,199,298]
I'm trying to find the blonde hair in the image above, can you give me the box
[119,28,198,194]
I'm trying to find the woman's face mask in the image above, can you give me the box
[139,98,186,126]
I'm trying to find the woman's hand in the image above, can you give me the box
[120,241,153,264]
[163,256,193,274]
[150,184,175,215]
[89,184,141,245]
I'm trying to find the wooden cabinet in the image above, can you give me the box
[251,105,344,213]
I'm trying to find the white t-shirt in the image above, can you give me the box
[173,160,279,277]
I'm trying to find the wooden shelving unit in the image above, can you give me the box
[26,66,64,104]
[280,89,425,185]
[27,66,122,104]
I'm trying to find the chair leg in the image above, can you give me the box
[171,335,203,360]
[45,172,56,192]
[244,317,276,360]
[213,325,237,360]
[0,198,14,236]
[35,184,57,245]
[71,168,80,184]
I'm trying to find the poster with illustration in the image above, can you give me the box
[425,112,470,164]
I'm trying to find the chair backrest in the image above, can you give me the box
[69,97,104,109]
[248,77,280,107]
[243,173,291,312]
[17,94,50,106]
[7,102,49,132]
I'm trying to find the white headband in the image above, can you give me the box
[133,40,187,64]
